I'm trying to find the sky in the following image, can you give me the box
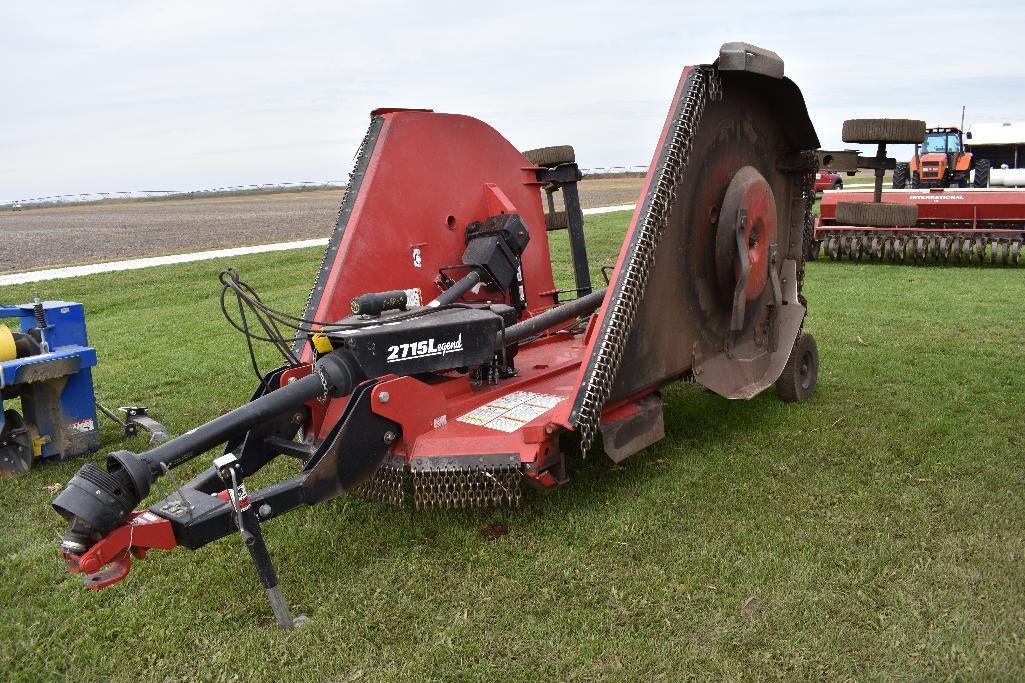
[2,0,1024,203]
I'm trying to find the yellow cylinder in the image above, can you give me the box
[0,325,15,362]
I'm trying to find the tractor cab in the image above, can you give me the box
[911,126,973,187]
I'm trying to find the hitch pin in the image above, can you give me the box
[213,454,247,538]
[227,467,247,538]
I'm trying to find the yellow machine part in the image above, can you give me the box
[0,325,16,362]
[311,333,334,354]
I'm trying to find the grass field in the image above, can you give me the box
[1,210,1023,681]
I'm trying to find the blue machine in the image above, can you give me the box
[0,301,100,476]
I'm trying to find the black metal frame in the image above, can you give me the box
[151,377,400,550]
[536,163,592,296]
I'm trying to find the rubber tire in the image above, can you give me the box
[832,179,843,190]
[522,145,576,168]
[893,162,909,189]
[805,236,819,261]
[836,201,918,227]
[911,172,921,189]
[544,210,569,231]
[842,119,926,144]
[776,333,819,403]
[974,159,991,188]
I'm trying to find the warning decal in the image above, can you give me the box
[457,391,564,433]
[68,418,96,434]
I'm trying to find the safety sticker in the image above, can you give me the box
[404,287,423,307]
[457,391,564,432]
[68,418,96,434]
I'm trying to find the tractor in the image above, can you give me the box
[893,126,990,189]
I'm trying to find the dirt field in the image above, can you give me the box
[2,178,644,274]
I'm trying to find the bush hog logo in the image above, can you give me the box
[910,194,965,201]
[386,334,463,362]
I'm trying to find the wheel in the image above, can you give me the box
[522,145,575,168]
[911,171,921,189]
[974,159,991,188]
[832,179,843,190]
[893,162,909,189]
[805,236,819,261]
[544,210,569,231]
[828,236,840,259]
[0,409,34,478]
[836,201,918,227]
[776,333,819,403]
[842,119,927,144]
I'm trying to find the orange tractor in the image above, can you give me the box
[893,126,990,189]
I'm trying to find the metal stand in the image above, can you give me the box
[214,453,308,629]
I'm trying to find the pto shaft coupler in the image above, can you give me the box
[53,350,364,554]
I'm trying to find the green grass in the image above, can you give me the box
[2,212,1024,680]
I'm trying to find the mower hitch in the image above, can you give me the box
[62,510,177,589]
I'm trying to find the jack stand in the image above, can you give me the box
[213,453,308,630]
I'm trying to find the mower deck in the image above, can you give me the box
[51,41,823,628]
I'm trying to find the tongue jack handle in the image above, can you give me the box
[214,453,307,630]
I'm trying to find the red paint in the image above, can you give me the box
[814,171,844,192]
[817,188,1025,234]
[552,66,696,428]
[63,511,177,588]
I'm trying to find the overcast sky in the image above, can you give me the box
[2,0,1023,202]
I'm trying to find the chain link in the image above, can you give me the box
[352,462,523,509]
[574,66,717,455]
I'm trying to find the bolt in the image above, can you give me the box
[291,413,304,425]
[383,431,397,444]
[258,504,272,518]
[379,391,390,404]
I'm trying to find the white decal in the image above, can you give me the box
[412,247,423,268]
[404,288,423,307]
[909,195,965,201]
[68,418,96,434]
[433,415,448,429]
[385,334,463,363]
[457,391,565,432]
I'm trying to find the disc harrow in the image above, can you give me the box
[820,231,1023,265]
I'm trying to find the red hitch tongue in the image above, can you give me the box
[63,511,177,589]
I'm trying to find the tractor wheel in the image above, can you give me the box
[836,201,918,227]
[522,145,576,168]
[911,172,921,189]
[544,210,569,231]
[842,119,927,145]
[776,333,819,403]
[893,162,909,189]
[974,159,991,188]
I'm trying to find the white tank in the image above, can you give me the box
[989,167,1025,187]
